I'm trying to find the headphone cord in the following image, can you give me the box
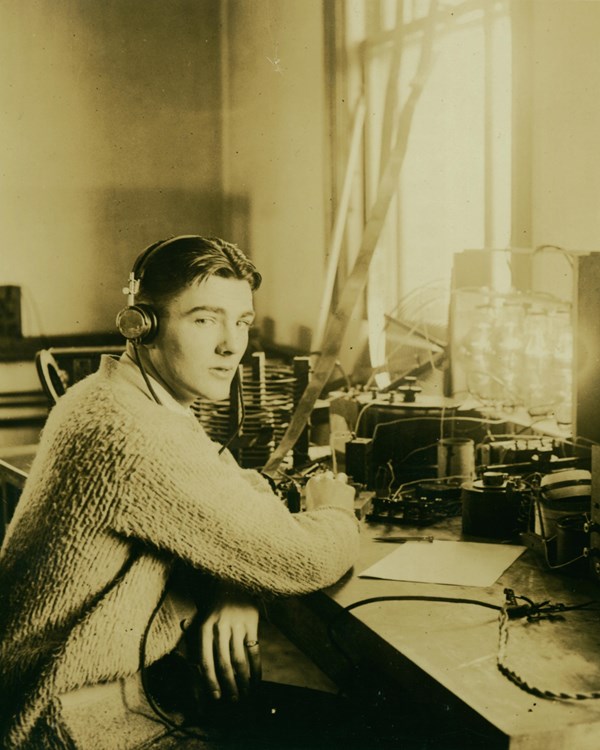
[219,370,246,455]
[133,342,164,406]
[139,578,208,742]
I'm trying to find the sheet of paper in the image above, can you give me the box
[359,540,526,587]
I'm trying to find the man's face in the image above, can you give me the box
[145,275,255,405]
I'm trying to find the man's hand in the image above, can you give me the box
[198,587,261,702]
[305,471,355,512]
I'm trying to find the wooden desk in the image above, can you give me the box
[0,444,37,542]
[0,444,37,489]
[270,521,600,749]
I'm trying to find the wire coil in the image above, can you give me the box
[192,360,298,468]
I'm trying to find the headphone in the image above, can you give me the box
[116,235,199,343]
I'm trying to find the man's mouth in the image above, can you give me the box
[209,367,234,379]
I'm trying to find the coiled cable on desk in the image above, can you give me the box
[327,590,600,702]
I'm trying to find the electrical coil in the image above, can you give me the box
[192,361,298,468]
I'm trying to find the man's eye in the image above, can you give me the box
[195,318,215,325]
[237,320,253,329]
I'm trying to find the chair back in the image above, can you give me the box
[35,346,125,406]
[35,349,68,406]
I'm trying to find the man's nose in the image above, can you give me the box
[216,323,244,356]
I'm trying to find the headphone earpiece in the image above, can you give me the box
[116,237,174,344]
[115,302,158,343]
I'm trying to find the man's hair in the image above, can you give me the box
[138,235,262,312]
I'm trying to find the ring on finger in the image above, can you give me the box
[245,640,260,649]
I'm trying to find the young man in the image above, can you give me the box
[0,236,361,749]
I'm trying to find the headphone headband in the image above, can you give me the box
[131,234,202,284]
[117,234,200,343]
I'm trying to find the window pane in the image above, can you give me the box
[340,1,512,382]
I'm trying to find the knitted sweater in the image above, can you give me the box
[0,356,360,749]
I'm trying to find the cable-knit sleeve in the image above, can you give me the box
[109,409,360,597]
[219,448,276,495]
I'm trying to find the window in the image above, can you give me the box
[330,0,512,389]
